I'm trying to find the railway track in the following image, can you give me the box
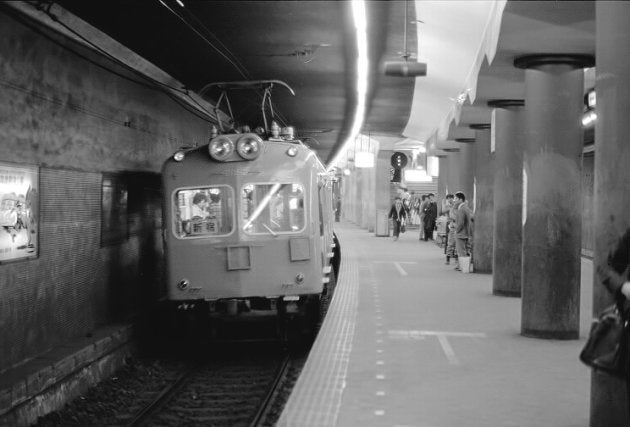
[125,352,293,427]
[35,272,335,426]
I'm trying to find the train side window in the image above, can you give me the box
[241,183,305,234]
[173,186,234,238]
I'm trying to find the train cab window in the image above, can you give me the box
[241,183,305,234]
[173,186,234,238]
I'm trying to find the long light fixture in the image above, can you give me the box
[355,151,375,168]
[327,0,368,172]
[404,169,433,183]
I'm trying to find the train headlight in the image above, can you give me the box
[286,147,298,157]
[296,273,305,284]
[177,279,190,291]
[173,151,185,162]
[208,136,234,161]
[236,134,262,160]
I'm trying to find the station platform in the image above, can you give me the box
[278,220,593,427]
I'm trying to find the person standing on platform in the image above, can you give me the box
[422,193,438,241]
[453,191,473,270]
[418,195,428,240]
[443,194,457,265]
[410,192,420,225]
[596,228,630,409]
[388,197,407,241]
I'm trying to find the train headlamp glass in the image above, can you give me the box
[173,151,185,162]
[286,147,298,157]
[208,136,234,161]
[236,135,262,160]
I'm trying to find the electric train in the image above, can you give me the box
[161,83,340,340]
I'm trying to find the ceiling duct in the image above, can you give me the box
[384,0,427,77]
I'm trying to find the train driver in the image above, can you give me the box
[191,193,210,219]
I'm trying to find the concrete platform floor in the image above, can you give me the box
[280,220,593,427]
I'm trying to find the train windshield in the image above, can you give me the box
[241,183,305,235]
[173,186,234,238]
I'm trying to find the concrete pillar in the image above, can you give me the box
[457,142,475,203]
[515,54,594,339]
[366,164,375,232]
[445,152,461,196]
[489,101,524,297]
[590,2,630,425]
[470,125,493,273]
[375,150,393,236]
[354,167,367,228]
[345,166,357,223]
[437,156,447,214]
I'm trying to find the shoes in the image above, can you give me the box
[454,267,461,271]
[445,261,450,265]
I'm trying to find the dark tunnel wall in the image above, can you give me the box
[0,10,212,372]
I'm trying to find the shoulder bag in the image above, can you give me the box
[579,302,629,377]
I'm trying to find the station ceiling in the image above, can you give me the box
[38,1,596,166]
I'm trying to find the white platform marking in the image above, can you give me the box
[374,261,417,276]
[388,330,486,365]
[436,334,458,365]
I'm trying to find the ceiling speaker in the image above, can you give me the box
[384,61,427,77]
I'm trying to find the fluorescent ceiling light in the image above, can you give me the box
[355,151,374,168]
[327,0,368,172]
[405,169,433,183]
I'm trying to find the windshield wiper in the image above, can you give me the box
[262,223,278,237]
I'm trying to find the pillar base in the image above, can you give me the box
[493,289,521,298]
[521,328,579,340]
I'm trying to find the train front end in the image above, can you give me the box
[161,131,335,337]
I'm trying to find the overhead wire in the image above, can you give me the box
[171,1,251,80]
[12,0,221,123]
[157,0,291,128]
[9,0,295,131]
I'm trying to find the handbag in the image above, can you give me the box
[579,302,629,377]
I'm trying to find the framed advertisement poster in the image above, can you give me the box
[0,162,38,262]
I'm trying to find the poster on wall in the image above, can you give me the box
[0,162,38,262]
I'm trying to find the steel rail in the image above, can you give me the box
[249,353,292,427]
[126,366,198,427]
